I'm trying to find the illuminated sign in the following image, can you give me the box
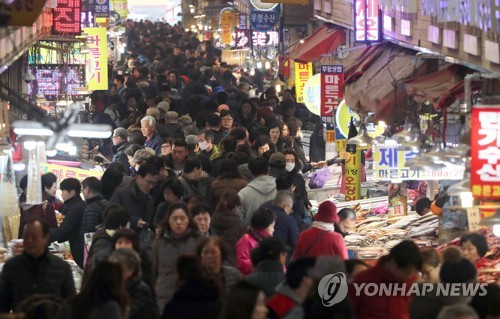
[81,11,95,27]
[252,31,279,47]
[27,64,85,100]
[294,62,312,104]
[302,74,321,116]
[471,105,500,200]
[320,65,343,123]
[235,29,250,48]
[354,0,382,42]
[83,27,108,90]
[238,13,247,29]
[249,0,278,10]
[52,0,82,35]
[94,0,109,18]
[249,9,278,31]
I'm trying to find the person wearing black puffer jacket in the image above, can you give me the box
[81,177,108,234]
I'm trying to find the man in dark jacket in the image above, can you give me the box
[111,127,130,173]
[110,163,159,234]
[81,177,107,234]
[49,178,87,268]
[0,218,76,312]
[262,191,299,252]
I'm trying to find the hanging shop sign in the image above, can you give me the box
[344,148,361,201]
[83,27,108,90]
[294,62,313,104]
[249,0,278,11]
[238,13,247,29]
[250,9,278,31]
[373,144,465,181]
[221,30,232,45]
[0,0,47,26]
[354,0,382,42]
[320,65,344,124]
[93,0,109,18]
[81,11,95,27]
[110,0,127,19]
[220,9,236,45]
[252,30,279,47]
[302,74,321,116]
[27,64,85,100]
[40,163,102,183]
[470,104,500,200]
[52,0,82,35]
[235,29,250,49]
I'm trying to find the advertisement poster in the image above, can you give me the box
[320,65,344,124]
[294,62,312,104]
[83,27,108,90]
[344,149,361,201]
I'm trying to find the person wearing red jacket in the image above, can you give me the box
[293,201,348,259]
[350,240,423,319]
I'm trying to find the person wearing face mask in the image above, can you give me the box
[198,129,220,160]
[283,149,312,222]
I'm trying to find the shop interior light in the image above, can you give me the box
[256,62,263,69]
[13,121,54,137]
[46,149,58,157]
[347,124,373,147]
[390,123,417,143]
[274,78,285,93]
[13,163,26,171]
[67,123,112,138]
[422,139,450,163]
[23,141,38,151]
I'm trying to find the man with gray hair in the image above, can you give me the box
[268,190,299,251]
[164,111,183,139]
[437,305,479,319]
[185,134,200,157]
[141,115,163,155]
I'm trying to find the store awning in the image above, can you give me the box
[405,64,474,109]
[342,42,430,123]
[288,23,346,63]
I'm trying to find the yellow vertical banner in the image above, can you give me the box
[344,149,361,201]
[294,62,312,104]
[83,27,108,91]
[111,0,128,19]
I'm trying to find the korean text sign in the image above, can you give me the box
[53,0,81,35]
[40,163,102,183]
[249,9,278,31]
[83,27,108,90]
[354,0,382,42]
[320,65,344,124]
[294,62,312,104]
[471,105,500,200]
[94,0,109,18]
[345,149,361,201]
[373,145,465,181]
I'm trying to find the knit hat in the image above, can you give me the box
[314,201,339,223]
[113,128,128,140]
[308,255,347,280]
[439,247,477,283]
[157,101,170,113]
[269,152,286,168]
[217,104,230,112]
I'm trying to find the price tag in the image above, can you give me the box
[467,208,481,231]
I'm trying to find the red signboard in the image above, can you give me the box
[52,0,82,35]
[320,65,343,124]
[471,105,500,200]
[354,0,382,42]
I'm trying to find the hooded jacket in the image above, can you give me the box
[238,175,277,226]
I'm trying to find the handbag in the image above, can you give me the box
[140,227,155,249]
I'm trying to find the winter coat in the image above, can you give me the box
[267,283,304,319]
[208,177,248,211]
[161,279,221,319]
[245,260,285,298]
[49,195,87,268]
[112,141,131,173]
[236,228,271,275]
[145,131,163,155]
[293,226,348,260]
[110,180,155,232]
[153,228,203,313]
[211,209,245,266]
[0,250,76,312]
[238,175,277,226]
[54,299,126,319]
[82,229,114,286]
[211,266,242,293]
[265,205,299,251]
[129,278,159,319]
[350,257,418,319]
[81,194,107,234]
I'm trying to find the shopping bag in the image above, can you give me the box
[308,167,331,189]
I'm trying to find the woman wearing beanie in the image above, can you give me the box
[460,232,489,269]
[410,247,478,319]
[293,201,348,259]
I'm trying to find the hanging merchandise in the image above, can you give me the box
[26,146,43,205]
[0,149,20,244]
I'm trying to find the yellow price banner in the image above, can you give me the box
[344,150,361,201]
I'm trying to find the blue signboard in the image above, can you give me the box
[250,9,278,31]
[94,0,110,18]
